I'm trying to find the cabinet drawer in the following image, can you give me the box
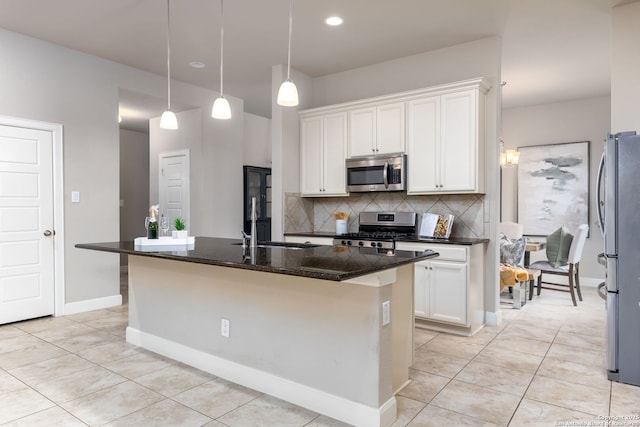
[396,242,467,262]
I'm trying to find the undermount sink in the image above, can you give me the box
[232,241,320,250]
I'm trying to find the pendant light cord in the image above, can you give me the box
[286,0,292,80]
[166,0,172,110]
[219,0,224,96]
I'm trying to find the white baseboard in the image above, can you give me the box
[126,327,396,427]
[64,294,123,316]
[486,310,502,326]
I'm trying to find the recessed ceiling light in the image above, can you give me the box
[189,61,206,69]
[325,16,343,26]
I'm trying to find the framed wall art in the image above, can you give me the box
[517,141,590,236]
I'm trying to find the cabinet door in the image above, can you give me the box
[428,260,468,325]
[407,96,440,193]
[322,113,348,196]
[349,107,376,157]
[300,116,323,195]
[440,90,477,192]
[376,102,405,154]
[414,261,430,318]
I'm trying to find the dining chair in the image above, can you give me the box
[529,224,589,306]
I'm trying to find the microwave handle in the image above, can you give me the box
[383,161,389,189]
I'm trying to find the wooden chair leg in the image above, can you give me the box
[575,262,583,301]
[568,264,577,306]
[537,274,542,296]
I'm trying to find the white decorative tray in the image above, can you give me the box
[134,236,195,247]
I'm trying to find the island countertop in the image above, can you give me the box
[284,231,489,245]
[76,237,438,281]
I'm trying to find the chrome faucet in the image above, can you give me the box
[241,197,258,249]
[249,196,257,248]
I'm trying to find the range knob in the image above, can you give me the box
[358,241,364,247]
[341,240,347,245]
[376,242,383,248]
[370,242,376,247]
[346,240,352,246]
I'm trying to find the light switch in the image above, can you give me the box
[71,191,80,203]
[120,199,124,207]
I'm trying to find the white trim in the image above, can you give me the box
[486,310,502,326]
[127,327,397,427]
[64,294,122,315]
[158,149,190,230]
[0,115,65,318]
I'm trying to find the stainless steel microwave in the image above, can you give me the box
[346,153,406,192]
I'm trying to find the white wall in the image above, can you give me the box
[243,112,272,168]
[502,96,610,280]
[119,129,149,266]
[271,65,313,241]
[0,27,245,307]
[612,1,640,133]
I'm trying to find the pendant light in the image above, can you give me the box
[212,0,231,119]
[160,0,178,129]
[277,0,299,106]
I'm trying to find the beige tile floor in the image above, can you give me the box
[1,277,639,426]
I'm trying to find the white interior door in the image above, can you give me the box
[159,150,190,231]
[0,125,55,324]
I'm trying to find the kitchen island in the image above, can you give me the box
[76,237,438,427]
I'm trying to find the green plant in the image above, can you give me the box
[174,217,185,231]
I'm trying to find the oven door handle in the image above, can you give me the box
[383,161,389,189]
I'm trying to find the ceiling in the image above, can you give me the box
[0,0,630,132]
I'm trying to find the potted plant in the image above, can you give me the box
[172,217,188,239]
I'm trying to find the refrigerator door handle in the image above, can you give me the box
[596,150,606,237]
[607,292,619,374]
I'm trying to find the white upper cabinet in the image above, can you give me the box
[407,81,487,195]
[349,102,405,157]
[300,112,348,197]
[299,78,489,197]
[406,96,440,193]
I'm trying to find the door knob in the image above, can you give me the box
[43,230,54,237]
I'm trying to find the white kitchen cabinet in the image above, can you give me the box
[396,241,485,336]
[300,112,348,197]
[407,84,487,194]
[415,259,467,324]
[349,102,405,157]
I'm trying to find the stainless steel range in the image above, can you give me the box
[333,211,417,250]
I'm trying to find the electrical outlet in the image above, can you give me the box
[382,301,390,326]
[221,318,230,338]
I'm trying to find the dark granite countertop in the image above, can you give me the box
[76,237,439,282]
[284,232,488,246]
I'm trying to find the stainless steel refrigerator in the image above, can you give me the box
[597,131,640,386]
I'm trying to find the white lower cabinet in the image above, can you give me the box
[396,242,485,336]
[415,259,467,325]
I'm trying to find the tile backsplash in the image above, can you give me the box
[284,192,487,238]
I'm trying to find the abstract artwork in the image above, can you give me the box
[517,141,589,236]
